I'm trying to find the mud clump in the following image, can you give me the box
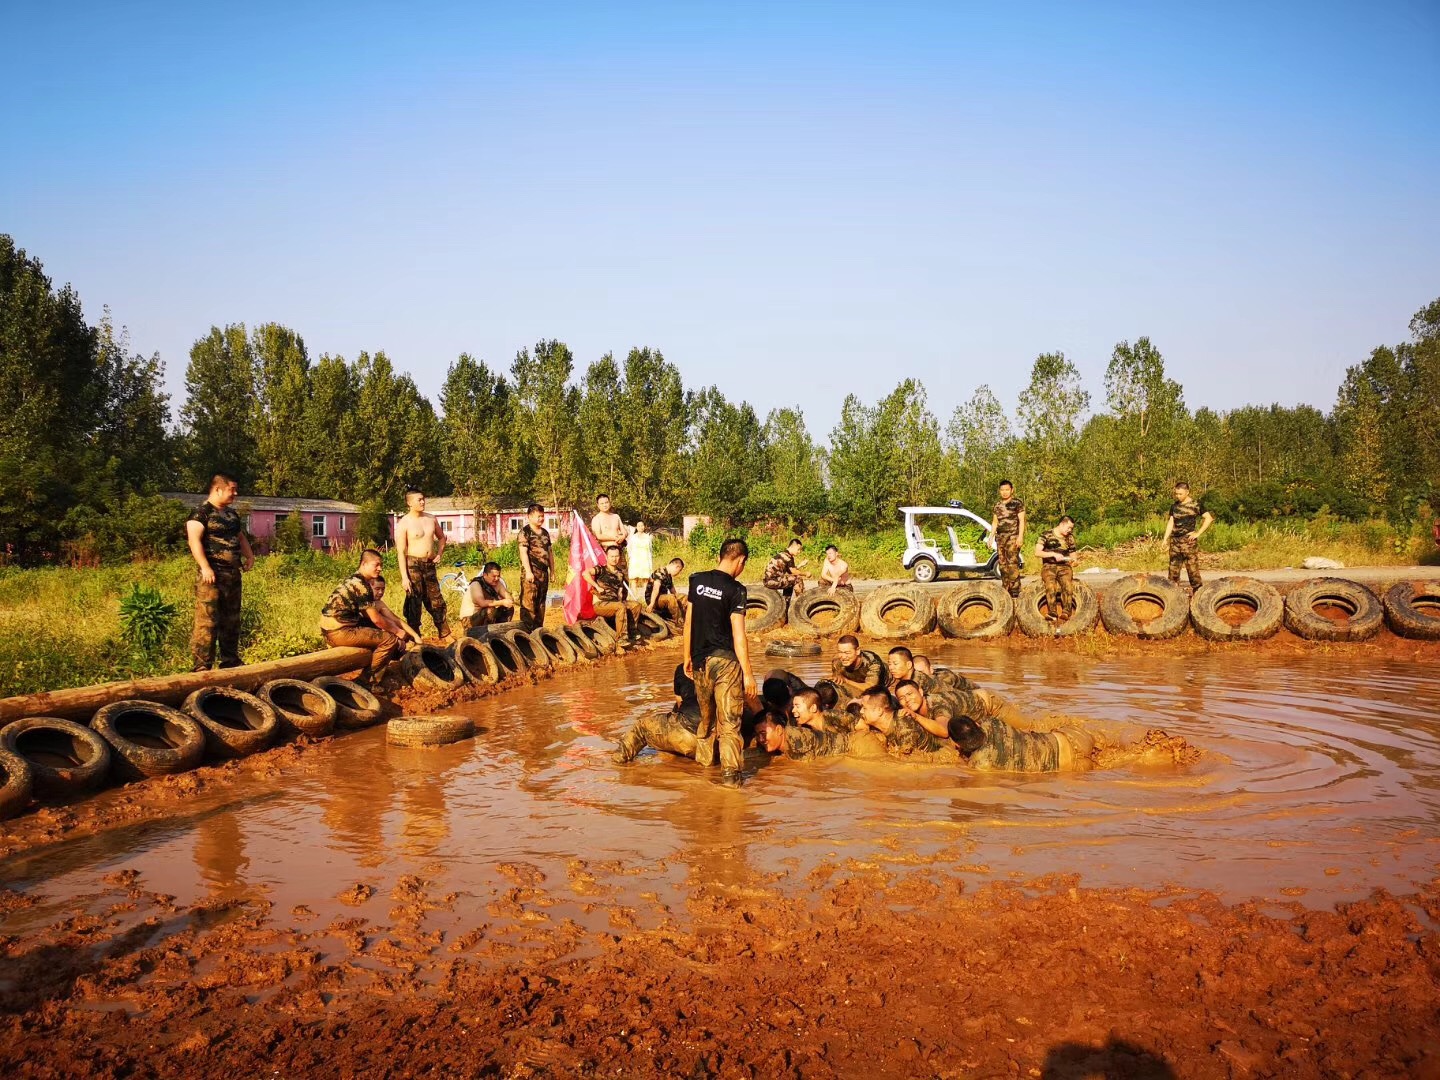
[1093,728,1202,769]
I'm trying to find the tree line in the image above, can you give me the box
[2,234,1436,561]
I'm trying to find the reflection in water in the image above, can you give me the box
[4,645,1440,933]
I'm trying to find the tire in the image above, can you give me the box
[91,701,207,780]
[562,624,600,661]
[859,584,937,639]
[1383,581,1440,640]
[744,586,787,633]
[936,582,1015,640]
[400,644,467,692]
[766,640,822,658]
[910,555,938,584]
[535,627,579,665]
[580,619,618,656]
[1190,578,1284,642]
[465,619,523,642]
[311,677,385,729]
[1284,578,1383,642]
[0,748,34,820]
[635,610,671,643]
[181,686,280,757]
[1100,574,1192,640]
[0,717,111,796]
[788,590,861,638]
[386,714,476,748]
[504,629,551,671]
[454,637,504,683]
[487,632,532,675]
[258,679,338,739]
[1015,580,1099,638]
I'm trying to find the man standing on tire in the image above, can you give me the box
[683,538,757,788]
[320,549,421,688]
[396,488,450,641]
[990,480,1026,598]
[1036,515,1078,622]
[518,503,553,630]
[1163,482,1213,592]
[187,473,254,671]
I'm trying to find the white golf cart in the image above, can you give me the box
[900,504,1000,583]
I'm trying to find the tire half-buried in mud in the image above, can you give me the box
[1383,581,1440,640]
[91,701,206,780]
[310,677,384,729]
[561,624,600,661]
[1189,577,1284,642]
[1283,577,1383,642]
[0,747,34,819]
[859,584,937,640]
[487,632,532,675]
[534,626,579,664]
[453,637,504,683]
[258,679,338,739]
[634,609,671,643]
[0,717,111,796]
[788,590,861,638]
[766,640,822,658]
[744,586,787,633]
[936,582,1014,640]
[181,686,280,756]
[400,644,467,691]
[386,714,476,748]
[1015,579,1099,638]
[506,630,552,671]
[1100,574,1191,640]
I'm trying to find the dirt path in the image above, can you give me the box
[849,563,1440,595]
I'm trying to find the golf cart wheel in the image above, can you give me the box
[910,556,938,583]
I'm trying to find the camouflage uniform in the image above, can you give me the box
[993,496,1026,597]
[614,705,701,762]
[762,550,802,600]
[694,656,745,773]
[884,712,959,761]
[461,576,508,631]
[403,557,449,639]
[188,500,244,671]
[648,567,687,621]
[831,649,888,698]
[929,666,976,692]
[1168,496,1204,589]
[591,564,641,644]
[320,573,404,684]
[1038,528,1077,621]
[781,724,854,761]
[519,522,551,630]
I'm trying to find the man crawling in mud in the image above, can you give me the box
[887,646,974,695]
[791,688,859,734]
[753,712,887,762]
[892,680,1095,772]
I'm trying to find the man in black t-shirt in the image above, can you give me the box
[683,537,757,787]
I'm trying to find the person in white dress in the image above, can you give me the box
[627,520,654,600]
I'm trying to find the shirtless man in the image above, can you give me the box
[395,488,450,640]
[819,544,852,592]
[591,494,628,577]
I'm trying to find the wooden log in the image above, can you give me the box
[0,647,374,725]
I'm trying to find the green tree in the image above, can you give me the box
[1103,337,1187,508]
[616,347,689,522]
[181,324,257,490]
[346,351,445,506]
[272,511,313,554]
[945,384,1013,510]
[251,323,312,497]
[440,353,515,506]
[686,387,766,523]
[303,353,359,499]
[511,340,581,507]
[577,352,625,504]
[91,309,175,494]
[1016,352,1089,515]
[750,406,827,525]
[827,394,893,527]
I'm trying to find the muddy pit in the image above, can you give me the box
[3,642,1440,1077]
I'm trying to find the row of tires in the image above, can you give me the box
[743,576,1440,643]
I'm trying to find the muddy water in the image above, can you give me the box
[4,645,1439,942]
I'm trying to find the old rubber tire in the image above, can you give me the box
[182,686,280,757]
[0,717,111,796]
[91,701,207,780]
[635,609,671,643]
[1190,578,1284,642]
[579,619,617,656]
[1383,581,1440,640]
[258,679,338,739]
[311,677,384,729]
[788,590,861,638]
[859,584,937,639]
[1100,574,1192,640]
[464,619,523,642]
[454,637,504,683]
[386,714,476,748]
[504,629,551,671]
[1015,579,1099,638]
[0,748,34,820]
[1284,578,1383,642]
[766,640,822,658]
[400,643,467,692]
[936,582,1014,640]
[562,624,600,661]
[535,626,579,664]
[744,586,787,633]
[487,632,532,674]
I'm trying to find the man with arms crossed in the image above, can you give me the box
[187,472,254,671]
[395,487,450,641]
[683,538,758,788]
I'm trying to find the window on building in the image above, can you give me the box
[339,517,346,532]
[312,515,326,538]
[441,520,451,533]
[508,517,523,533]
[275,512,288,522]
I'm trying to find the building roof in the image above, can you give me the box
[162,492,361,513]
[392,500,568,516]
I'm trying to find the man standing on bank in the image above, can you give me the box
[187,472,254,671]
[518,503,553,630]
[1163,481,1213,592]
[683,538,758,788]
[1036,514,1078,622]
[591,494,628,578]
[395,487,450,641]
[990,480,1027,599]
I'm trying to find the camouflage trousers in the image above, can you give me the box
[191,567,242,671]
[593,599,642,644]
[997,533,1022,597]
[1040,561,1075,621]
[1168,535,1202,589]
[403,558,450,638]
[322,625,405,685]
[519,572,548,630]
[653,594,687,622]
[614,706,700,762]
[693,655,744,773]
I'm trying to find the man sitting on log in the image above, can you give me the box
[319,549,421,688]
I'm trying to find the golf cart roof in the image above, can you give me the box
[901,506,981,515]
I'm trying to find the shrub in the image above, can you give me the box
[272,513,312,554]
[119,583,177,657]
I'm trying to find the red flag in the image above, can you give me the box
[564,509,605,624]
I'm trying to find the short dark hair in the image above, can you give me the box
[762,677,793,708]
[888,646,913,662]
[998,479,1013,489]
[825,544,838,553]
[373,574,387,588]
[837,633,860,649]
[1058,515,1074,525]
[859,687,892,710]
[1174,481,1191,490]
[793,688,820,712]
[814,681,839,710]
[209,472,237,491]
[482,561,501,574]
[947,716,986,754]
[605,544,620,554]
[668,557,685,570]
[719,538,749,561]
[406,487,423,497]
[360,548,383,564]
[527,503,544,515]
[893,678,920,696]
[597,493,610,502]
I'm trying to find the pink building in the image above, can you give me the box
[165,493,362,554]
[394,500,572,547]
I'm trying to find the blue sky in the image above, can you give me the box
[4,1,1437,439]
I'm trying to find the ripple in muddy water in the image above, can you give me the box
[3,644,1439,938]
